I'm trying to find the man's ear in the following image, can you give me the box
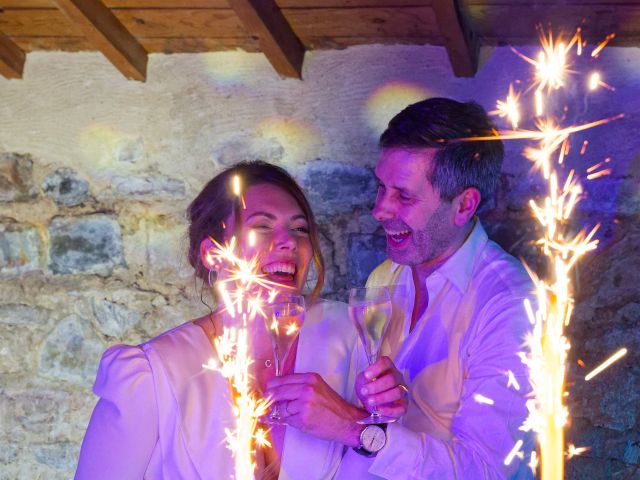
[200,237,217,270]
[453,187,481,226]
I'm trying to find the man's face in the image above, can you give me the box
[372,148,458,266]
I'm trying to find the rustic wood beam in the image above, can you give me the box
[51,0,147,81]
[0,32,25,79]
[227,0,305,79]
[432,0,478,77]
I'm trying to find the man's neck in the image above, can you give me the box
[408,220,475,330]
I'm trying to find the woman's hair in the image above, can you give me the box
[187,160,325,300]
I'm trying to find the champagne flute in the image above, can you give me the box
[262,294,305,424]
[348,286,395,424]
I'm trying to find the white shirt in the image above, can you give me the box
[76,300,357,480]
[337,221,534,479]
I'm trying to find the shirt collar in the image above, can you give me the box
[388,219,488,294]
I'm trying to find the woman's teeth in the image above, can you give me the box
[262,262,296,275]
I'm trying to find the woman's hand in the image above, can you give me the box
[265,373,367,447]
[355,356,408,420]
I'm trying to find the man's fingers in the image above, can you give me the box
[376,401,407,419]
[363,385,407,407]
[362,356,394,380]
[358,373,401,396]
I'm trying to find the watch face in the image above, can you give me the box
[362,425,386,452]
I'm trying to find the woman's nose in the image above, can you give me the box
[273,228,296,250]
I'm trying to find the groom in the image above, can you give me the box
[269,97,533,479]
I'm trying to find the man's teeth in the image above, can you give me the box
[387,230,410,237]
[262,263,296,275]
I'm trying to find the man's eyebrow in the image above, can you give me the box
[376,179,412,195]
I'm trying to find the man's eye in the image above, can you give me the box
[251,225,270,230]
[399,194,412,201]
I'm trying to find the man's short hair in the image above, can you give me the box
[379,97,504,209]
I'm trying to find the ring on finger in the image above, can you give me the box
[398,384,409,397]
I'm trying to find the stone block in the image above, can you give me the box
[0,304,51,374]
[48,214,125,276]
[91,298,142,338]
[42,168,90,207]
[0,220,41,276]
[302,161,377,215]
[108,174,186,199]
[0,153,38,202]
[33,443,78,471]
[347,234,387,288]
[39,315,104,384]
[116,136,145,163]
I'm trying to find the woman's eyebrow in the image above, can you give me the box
[245,211,276,221]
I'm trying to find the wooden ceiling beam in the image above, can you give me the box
[227,0,305,79]
[51,0,148,81]
[0,32,26,79]
[432,0,479,77]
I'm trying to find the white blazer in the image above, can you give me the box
[76,300,357,480]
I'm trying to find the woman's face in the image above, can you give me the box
[227,183,313,295]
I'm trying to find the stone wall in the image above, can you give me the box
[0,45,638,479]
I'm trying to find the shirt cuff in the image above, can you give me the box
[369,422,422,479]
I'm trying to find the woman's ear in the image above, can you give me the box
[200,237,217,271]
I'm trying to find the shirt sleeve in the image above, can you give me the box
[368,291,534,480]
[75,345,159,480]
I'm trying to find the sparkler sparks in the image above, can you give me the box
[507,370,522,391]
[201,175,293,479]
[491,84,521,128]
[490,26,623,479]
[566,444,589,459]
[473,393,495,405]
[584,348,628,381]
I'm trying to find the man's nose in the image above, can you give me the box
[373,195,394,222]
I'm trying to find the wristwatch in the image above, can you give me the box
[353,424,387,457]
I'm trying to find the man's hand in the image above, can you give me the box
[265,373,367,447]
[356,356,408,420]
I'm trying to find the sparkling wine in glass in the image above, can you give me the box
[263,294,305,424]
[348,286,395,424]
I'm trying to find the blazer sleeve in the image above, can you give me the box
[75,345,159,480]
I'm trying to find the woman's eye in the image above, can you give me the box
[293,226,309,234]
[251,225,271,230]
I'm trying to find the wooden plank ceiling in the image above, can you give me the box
[0,0,638,81]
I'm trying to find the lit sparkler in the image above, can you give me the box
[201,175,292,479]
[487,28,626,479]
